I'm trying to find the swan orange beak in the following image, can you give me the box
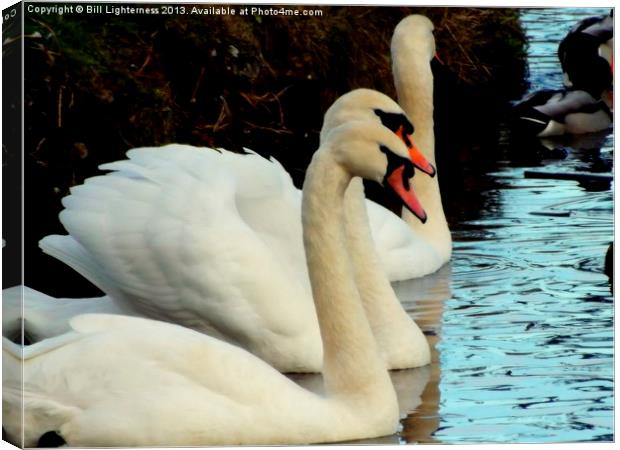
[408,140,436,178]
[386,165,427,223]
[394,126,436,177]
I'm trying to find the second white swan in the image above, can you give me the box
[3,119,425,447]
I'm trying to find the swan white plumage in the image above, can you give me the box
[2,119,422,447]
[11,15,444,372]
[387,14,452,279]
[27,89,432,373]
[41,14,448,279]
[1,285,137,343]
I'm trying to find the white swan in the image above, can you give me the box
[28,89,431,373]
[387,14,452,280]
[3,119,422,447]
[46,90,430,372]
[10,15,444,372]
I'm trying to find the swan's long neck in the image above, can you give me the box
[344,179,429,368]
[392,34,452,260]
[302,150,394,401]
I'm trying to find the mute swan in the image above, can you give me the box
[14,15,444,372]
[24,88,432,373]
[3,120,421,447]
[388,14,452,281]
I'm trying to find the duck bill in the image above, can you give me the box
[394,127,436,177]
[386,165,427,223]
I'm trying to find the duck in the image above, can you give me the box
[2,119,423,447]
[511,88,613,137]
[13,16,443,372]
[558,10,613,100]
[511,10,614,138]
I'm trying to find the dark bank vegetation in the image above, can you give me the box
[18,5,528,294]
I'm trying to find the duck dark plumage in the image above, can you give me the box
[512,11,613,138]
[511,88,612,137]
[558,11,613,98]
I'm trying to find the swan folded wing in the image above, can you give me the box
[39,234,137,303]
[17,313,305,399]
[45,145,314,343]
[7,314,329,446]
[68,315,323,419]
[100,145,305,271]
[211,148,308,280]
[70,315,318,413]
[66,313,308,381]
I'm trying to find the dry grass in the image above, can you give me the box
[23,6,527,186]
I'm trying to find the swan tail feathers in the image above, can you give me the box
[38,235,121,299]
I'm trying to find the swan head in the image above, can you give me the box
[325,121,427,222]
[321,88,436,177]
[391,15,436,63]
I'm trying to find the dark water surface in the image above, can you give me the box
[360,7,614,444]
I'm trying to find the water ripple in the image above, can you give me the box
[395,7,613,445]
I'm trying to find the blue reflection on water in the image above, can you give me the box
[432,7,613,443]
